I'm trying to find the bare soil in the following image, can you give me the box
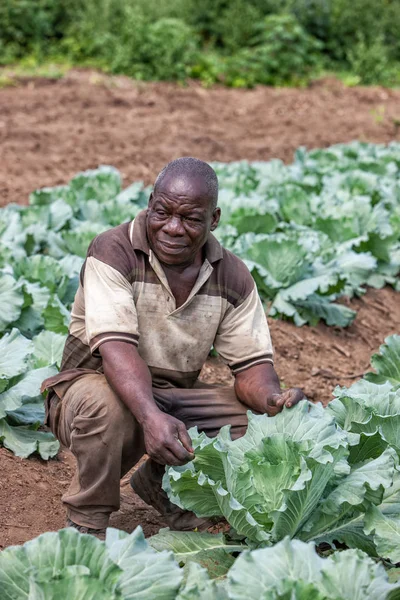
[0,72,399,549]
[1,71,400,205]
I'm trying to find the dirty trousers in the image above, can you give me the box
[48,373,249,529]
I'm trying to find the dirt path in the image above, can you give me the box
[1,71,400,205]
[1,73,400,549]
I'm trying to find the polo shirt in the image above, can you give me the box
[44,210,273,391]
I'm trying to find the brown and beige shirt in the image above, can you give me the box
[44,210,273,392]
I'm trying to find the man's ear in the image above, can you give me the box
[210,207,221,231]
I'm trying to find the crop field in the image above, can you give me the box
[0,76,400,598]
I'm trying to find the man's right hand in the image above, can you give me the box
[142,412,195,466]
[99,342,194,466]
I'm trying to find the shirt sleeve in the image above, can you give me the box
[83,255,139,356]
[214,282,273,375]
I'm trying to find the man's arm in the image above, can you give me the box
[234,362,304,417]
[99,341,194,466]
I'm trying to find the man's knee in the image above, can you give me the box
[171,384,249,440]
[64,374,132,437]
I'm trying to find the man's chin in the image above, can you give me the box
[155,242,191,265]
[158,253,191,266]
[154,252,186,267]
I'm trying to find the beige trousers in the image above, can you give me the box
[49,373,249,529]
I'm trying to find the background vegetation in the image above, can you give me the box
[1,0,400,87]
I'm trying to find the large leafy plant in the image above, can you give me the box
[163,401,398,556]
[0,329,64,458]
[226,537,400,600]
[223,14,323,88]
[365,334,400,387]
[1,527,399,600]
[163,335,400,566]
[0,527,183,600]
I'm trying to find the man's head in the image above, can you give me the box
[146,157,221,266]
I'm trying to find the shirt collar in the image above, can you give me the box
[130,210,150,254]
[204,231,223,263]
[130,209,223,264]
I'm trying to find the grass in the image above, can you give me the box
[1,57,400,92]
[0,73,17,89]
[0,56,73,88]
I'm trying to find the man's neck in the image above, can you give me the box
[158,248,204,275]
[158,249,205,309]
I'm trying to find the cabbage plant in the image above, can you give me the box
[0,527,183,600]
[0,328,64,458]
[1,528,399,600]
[227,537,400,600]
[164,400,398,559]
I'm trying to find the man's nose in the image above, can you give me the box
[163,216,185,236]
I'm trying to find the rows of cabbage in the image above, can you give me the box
[0,169,150,459]
[214,142,400,327]
[0,141,399,459]
[1,526,400,600]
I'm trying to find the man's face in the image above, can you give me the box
[146,174,220,266]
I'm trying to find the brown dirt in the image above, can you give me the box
[0,72,400,549]
[1,71,400,206]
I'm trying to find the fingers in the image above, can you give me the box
[265,394,284,417]
[144,415,196,467]
[283,387,305,408]
[151,448,185,467]
[150,437,194,467]
[268,388,305,411]
[149,439,193,466]
[270,393,286,409]
[177,424,194,454]
[166,421,194,464]
[169,436,195,463]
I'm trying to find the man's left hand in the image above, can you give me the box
[265,387,305,417]
[235,363,306,418]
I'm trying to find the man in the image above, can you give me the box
[42,157,304,538]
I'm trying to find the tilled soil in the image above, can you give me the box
[1,71,400,205]
[0,72,400,549]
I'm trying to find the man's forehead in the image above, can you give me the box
[155,172,211,199]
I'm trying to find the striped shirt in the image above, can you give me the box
[44,210,273,391]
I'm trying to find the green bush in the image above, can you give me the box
[347,34,397,86]
[216,0,264,51]
[292,0,400,63]
[176,0,288,48]
[0,0,75,61]
[328,0,389,61]
[60,0,124,61]
[1,0,400,86]
[189,52,224,87]
[127,18,199,81]
[289,0,332,44]
[222,14,323,87]
[180,0,229,44]
[381,1,400,61]
[62,1,199,81]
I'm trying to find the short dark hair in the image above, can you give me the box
[154,157,218,209]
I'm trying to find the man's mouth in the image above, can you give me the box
[159,240,187,251]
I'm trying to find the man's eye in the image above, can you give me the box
[156,210,167,216]
[186,217,201,223]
